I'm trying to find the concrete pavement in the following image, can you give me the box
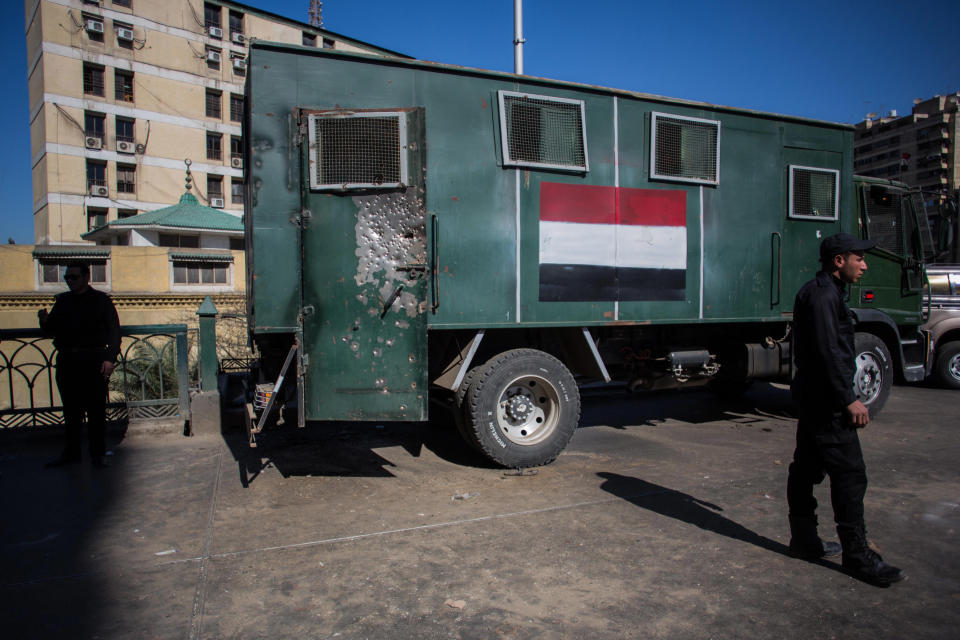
[1,382,958,639]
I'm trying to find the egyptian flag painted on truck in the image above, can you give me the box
[538,182,687,302]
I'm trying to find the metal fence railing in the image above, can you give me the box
[0,324,192,429]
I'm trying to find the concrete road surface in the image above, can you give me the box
[1,382,958,639]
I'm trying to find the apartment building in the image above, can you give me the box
[854,93,960,199]
[26,0,403,245]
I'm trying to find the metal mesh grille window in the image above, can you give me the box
[498,91,588,171]
[308,113,406,189]
[206,132,222,160]
[651,113,720,184]
[789,166,839,220]
[864,188,903,254]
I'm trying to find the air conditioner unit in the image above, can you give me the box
[85,136,103,150]
[231,32,246,45]
[89,185,108,197]
[116,27,134,42]
[208,26,223,38]
[117,140,136,154]
[233,58,247,71]
[86,20,104,34]
[231,157,243,169]
[207,50,221,63]
[210,197,225,208]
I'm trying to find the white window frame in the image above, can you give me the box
[649,111,721,186]
[497,90,589,172]
[307,111,408,191]
[788,165,840,221]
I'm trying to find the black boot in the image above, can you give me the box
[788,515,842,560]
[838,527,905,587]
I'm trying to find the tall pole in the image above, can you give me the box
[514,0,525,75]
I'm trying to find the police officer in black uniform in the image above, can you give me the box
[787,232,904,586]
[39,261,121,469]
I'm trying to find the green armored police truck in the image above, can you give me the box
[243,41,931,467]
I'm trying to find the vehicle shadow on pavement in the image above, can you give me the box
[596,472,844,573]
[580,384,797,430]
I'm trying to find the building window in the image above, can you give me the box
[231,54,246,76]
[230,94,244,122]
[118,208,137,219]
[117,164,136,194]
[229,10,243,38]
[38,258,108,285]
[206,89,222,118]
[114,20,134,49]
[229,236,245,251]
[204,3,221,30]
[302,32,316,47]
[231,178,244,204]
[206,132,222,160]
[83,64,105,97]
[172,260,229,285]
[230,136,243,161]
[84,112,105,138]
[86,160,107,190]
[207,175,223,198]
[206,46,221,69]
[322,37,335,49]
[87,207,108,231]
[84,14,104,43]
[116,116,135,143]
[159,234,200,248]
[498,91,589,172]
[113,0,132,7]
[115,69,134,102]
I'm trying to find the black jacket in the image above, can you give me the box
[792,271,857,410]
[40,288,121,363]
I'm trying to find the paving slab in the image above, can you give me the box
[1,382,958,639]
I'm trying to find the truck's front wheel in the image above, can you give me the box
[934,341,960,390]
[464,349,580,467]
[853,332,893,418]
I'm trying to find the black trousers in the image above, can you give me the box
[56,354,108,459]
[786,408,868,536]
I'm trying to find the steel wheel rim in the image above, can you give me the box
[949,352,960,382]
[495,375,560,445]
[854,352,882,404]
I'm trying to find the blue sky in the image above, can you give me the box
[3,0,956,244]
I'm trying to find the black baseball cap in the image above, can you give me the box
[819,232,877,260]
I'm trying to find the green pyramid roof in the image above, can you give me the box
[82,192,242,239]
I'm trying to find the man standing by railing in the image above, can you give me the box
[38,261,120,469]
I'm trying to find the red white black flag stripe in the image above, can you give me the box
[538,182,687,302]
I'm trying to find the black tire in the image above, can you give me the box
[853,332,893,418]
[464,349,580,468]
[934,341,960,390]
[453,365,483,452]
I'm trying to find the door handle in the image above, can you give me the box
[771,232,782,308]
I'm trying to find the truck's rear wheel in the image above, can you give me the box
[854,332,892,418]
[464,349,580,467]
[934,341,960,390]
